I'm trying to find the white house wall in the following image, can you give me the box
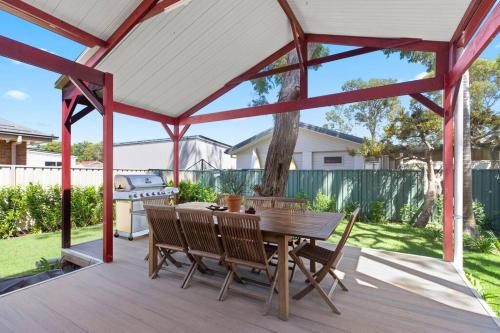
[26,150,77,167]
[114,139,235,170]
[234,128,363,170]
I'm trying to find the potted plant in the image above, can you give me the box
[218,171,246,212]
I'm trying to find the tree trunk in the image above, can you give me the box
[260,46,314,197]
[415,150,437,227]
[462,70,479,237]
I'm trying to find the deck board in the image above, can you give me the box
[0,238,497,333]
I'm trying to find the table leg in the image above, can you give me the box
[277,235,290,320]
[148,230,157,277]
[309,239,316,273]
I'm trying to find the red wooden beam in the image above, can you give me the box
[452,0,496,46]
[141,0,182,22]
[0,34,104,85]
[173,125,180,187]
[102,73,114,263]
[70,105,95,125]
[410,93,444,117]
[446,3,499,88]
[162,123,175,140]
[277,0,304,40]
[68,77,103,114]
[181,78,442,125]
[177,41,295,121]
[179,124,190,140]
[307,34,448,52]
[85,0,160,68]
[0,0,107,47]
[114,101,175,124]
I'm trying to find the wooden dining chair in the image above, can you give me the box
[214,211,278,312]
[177,208,225,290]
[273,197,307,213]
[144,204,188,279]
[142,195,173,206]
[289,208,360,314]
[244,196,274,211]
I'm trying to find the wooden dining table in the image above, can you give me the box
[148,202,344,321]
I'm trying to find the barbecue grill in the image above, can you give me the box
[113,174,178,240]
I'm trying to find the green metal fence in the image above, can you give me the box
[472,169,500,232]
[158,168,500,230]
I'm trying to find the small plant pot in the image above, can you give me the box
[225,195,242,212]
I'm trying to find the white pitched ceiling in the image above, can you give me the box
[289,0,472,41]
[22,0,141,40]
[18,0,473,118]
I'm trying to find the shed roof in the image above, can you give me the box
[37,0,471,118]
[226,122,364,154]
[114,134,231,148]
[0,117,56,142]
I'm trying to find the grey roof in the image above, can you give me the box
[0,117,56,141]
[225,122,364,154]
[114,135,231,148]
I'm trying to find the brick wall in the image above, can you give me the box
[0,141,27,165]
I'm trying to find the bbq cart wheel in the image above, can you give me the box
[114,231,119,238]
[128,236,134,241]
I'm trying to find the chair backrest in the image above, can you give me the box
[177,208,223,258]
[330,208,360,260]
[244,196,274,211]
[144,204,186,250]
[214,211,267,266]
[142,195,172,206]
[273,197,307,212]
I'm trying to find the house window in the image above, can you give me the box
[45,161,62,166]
[324,156,342,164]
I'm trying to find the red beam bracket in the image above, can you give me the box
[68,76,104,114]
[410,93,444,117]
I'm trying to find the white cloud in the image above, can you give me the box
[414,71,428,80]
[4,90,30,101]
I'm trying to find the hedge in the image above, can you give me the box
[0,184,103,239]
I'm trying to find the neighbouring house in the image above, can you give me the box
[114,135,235,170]
[76,160,103,169]
[226,122,365,170]
[0,117,56,165]
[26,148,77,167]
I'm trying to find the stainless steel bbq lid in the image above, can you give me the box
[114,174,165,191]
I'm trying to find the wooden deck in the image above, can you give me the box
[0,237,498,333]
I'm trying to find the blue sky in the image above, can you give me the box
[0,11,498,146]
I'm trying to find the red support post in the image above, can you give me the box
[442,46,454,262]
[173,125,180,187]
[61,96,76,249]
[102,73,114,263]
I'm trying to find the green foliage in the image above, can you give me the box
[465,273,499,306]
[167,180,218,204]
[36,257,61,273]
[422,224,443,241]
[71,186,103,227]
[0,187,27,238]
[217,171,247,196]
[464,230,498,254]
[0,184,104,238]
[343,200,359,216]
[368,200,386,223]
[294,191,309,200]
[430,195,444,225]
[400,203,419,225]
[473,200,487,228]
[25,184,61,233]
[326,78,402,142]
[383,49,435,72]
[308,193,337,212]
[35,141,103,162]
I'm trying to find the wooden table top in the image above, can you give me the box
[176,202,344,240]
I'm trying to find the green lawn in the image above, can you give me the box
[329,221,500,316]
[0,225,102,278]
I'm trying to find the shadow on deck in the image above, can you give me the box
[0,237,498,333]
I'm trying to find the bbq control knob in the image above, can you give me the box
[133,194,138,198]
[129,194,133,199]
[139,193,144,197]
[145,193,150,196]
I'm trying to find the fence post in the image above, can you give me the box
[9,165,16,186]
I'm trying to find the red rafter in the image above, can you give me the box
[452,0,496,46]
[0,0,107,47]
[85,0,160,68]
[163,123,175,140]
[114,102,175,124]
[447,3,499,88]
[181,78,442,125]
[0,34,104,85]
[141,0,182,22]
[70,105,95,125]
[68,77,104,114]
[410,93,444,117]
[179,124,190,140]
